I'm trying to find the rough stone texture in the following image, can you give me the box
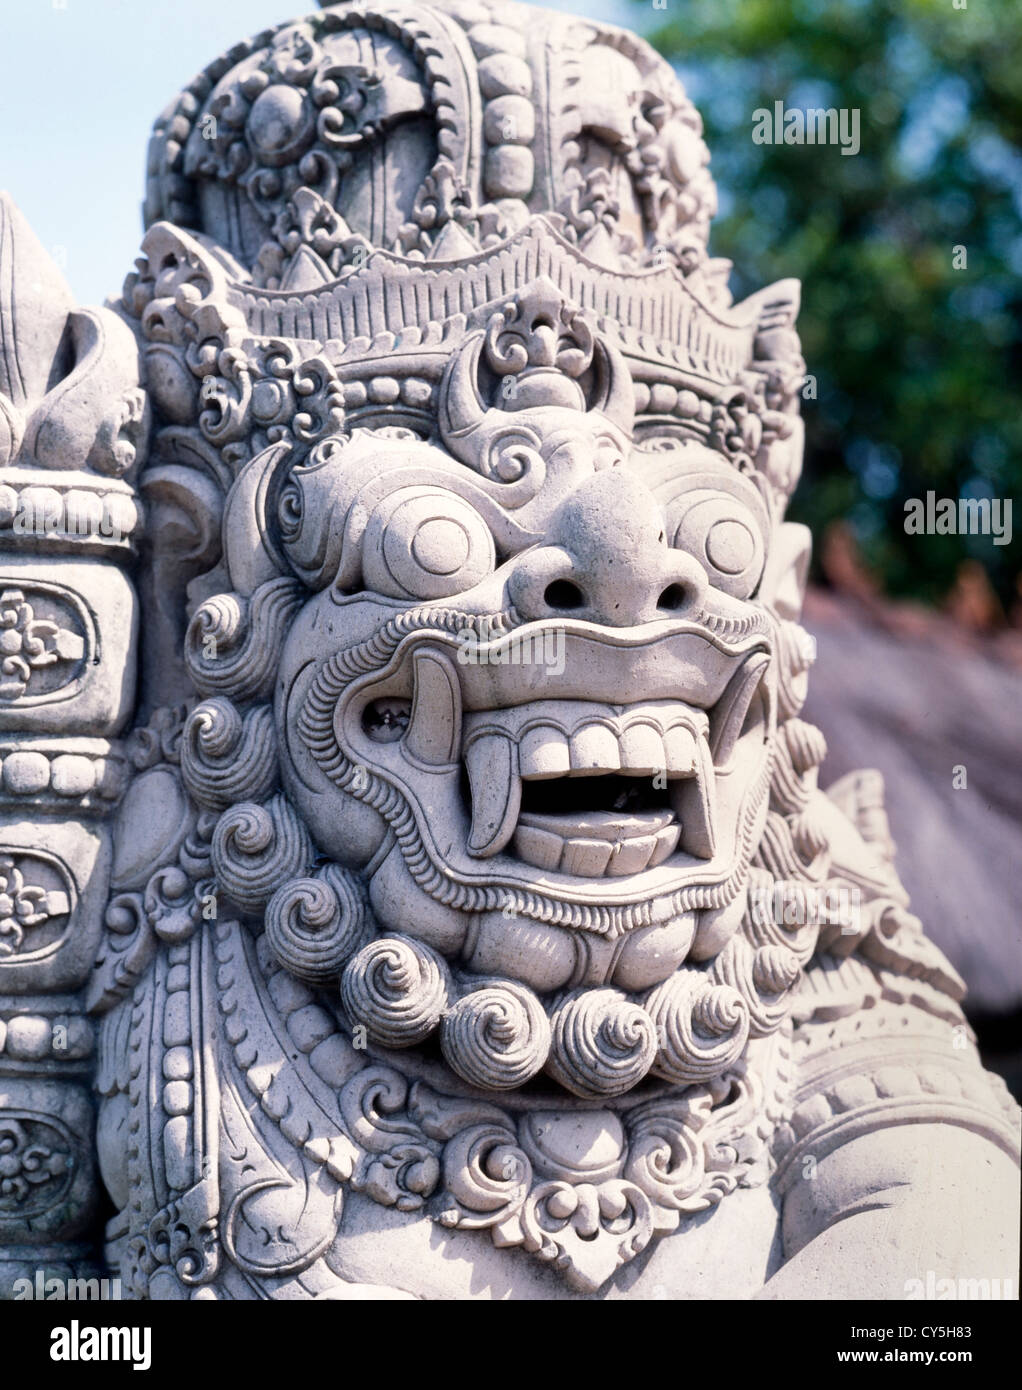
[0,0,1017,1301]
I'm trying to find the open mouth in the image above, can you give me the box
[349,622,771,888]
[515,777,680,877]
[456,655,769,879]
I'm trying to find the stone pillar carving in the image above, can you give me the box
[0,196,144,1293]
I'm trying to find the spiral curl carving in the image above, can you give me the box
[711,936,799,1037]
[752,944,802,996]
[775,621,816,721]
[265,864,372,984]
[768,735,810,817]
[180,699,278,811]
[644,971,750,1085]
[790,806,830,859]
[179,810,218,880]
[105,891,146,937]
[184,577,304,702]
[745,867,822,964]
[440,981,551,1091]
[545,989,657,1099]
[624,1100,708,1211]
[211,795,314,915]
[340,935,451,1048]
[754,810,827,884]
[438,1124,533,1229]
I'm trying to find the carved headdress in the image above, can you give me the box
[136,0,804,502]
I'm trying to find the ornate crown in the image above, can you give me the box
[134,0,806,513]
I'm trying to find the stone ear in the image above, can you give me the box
[758,521,811,621]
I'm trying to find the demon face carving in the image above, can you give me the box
[280,321,784,960]
[159,271,807,1104]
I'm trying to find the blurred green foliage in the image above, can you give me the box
[636,0,1022,606]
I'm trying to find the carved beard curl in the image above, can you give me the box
[178,579,829,1103]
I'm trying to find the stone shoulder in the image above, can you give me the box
[773,951,1021,1189]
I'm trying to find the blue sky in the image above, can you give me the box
[1,0,636,304]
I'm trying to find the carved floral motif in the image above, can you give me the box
[0,854,71,958]
[0,1117,73,1213]
[0,588,85,702]
[187,23,392,224]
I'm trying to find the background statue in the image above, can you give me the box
[0,0,1016,1301]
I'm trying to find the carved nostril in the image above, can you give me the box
[544,579,586,610]
[658,583,690,612]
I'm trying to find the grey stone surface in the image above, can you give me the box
[0,0,1017,1301]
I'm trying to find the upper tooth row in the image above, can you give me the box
[467,720,704,780]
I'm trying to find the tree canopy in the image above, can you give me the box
[637,0,1021,608]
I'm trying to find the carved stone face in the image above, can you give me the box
[272,284,793,1004]
[142,0,817,1108]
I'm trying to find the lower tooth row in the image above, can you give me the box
[514,822,680,878]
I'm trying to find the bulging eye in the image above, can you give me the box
[668,490,766,599]
[361,486,495,600]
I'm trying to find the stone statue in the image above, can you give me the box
[1,0,1017,1302]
